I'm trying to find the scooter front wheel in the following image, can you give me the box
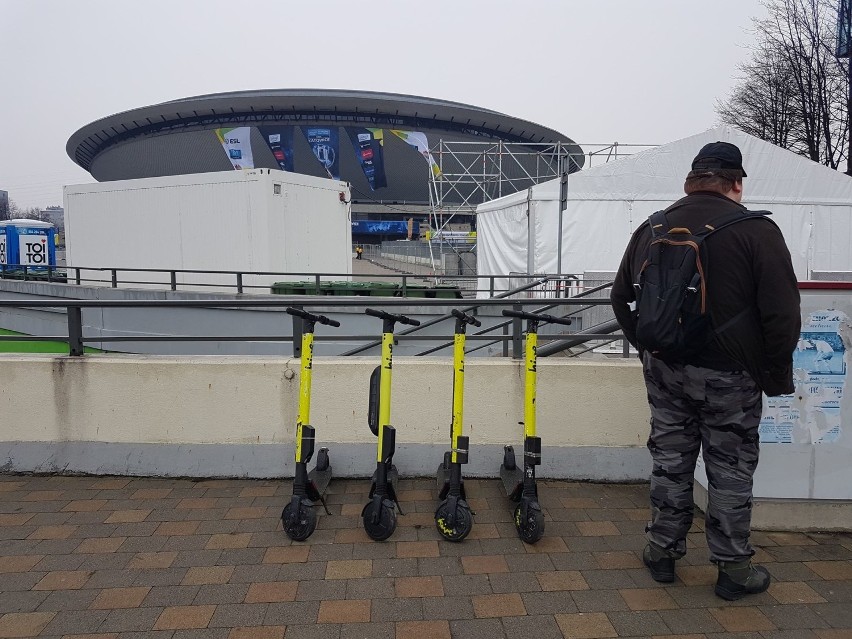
[514,502,544,544]
[362,499,397,541]
[435,499,473,542]
[281,500,317,541]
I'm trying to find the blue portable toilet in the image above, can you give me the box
[1,219,56,270]
[0,222,6,267]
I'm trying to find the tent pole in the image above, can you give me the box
[558,170,568,280]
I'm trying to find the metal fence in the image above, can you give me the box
[1,264,604,300]
[0,292,627,359]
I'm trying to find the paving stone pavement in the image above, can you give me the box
[1,475,851,638]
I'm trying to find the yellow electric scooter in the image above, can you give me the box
[435,309,480,542]
[363,307,420,541]
[280,307,340,541]
[500,309,572,544]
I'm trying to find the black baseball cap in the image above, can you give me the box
[691,141,747,177]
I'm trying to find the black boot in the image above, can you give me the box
[643,543,675,583]
[714,560,771,600]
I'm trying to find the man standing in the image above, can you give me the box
[610,142,800,600]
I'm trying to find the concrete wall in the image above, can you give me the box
[0,354,651,480]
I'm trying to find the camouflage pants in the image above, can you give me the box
[642,352,763,563]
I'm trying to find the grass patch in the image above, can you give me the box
[0,328,102,354]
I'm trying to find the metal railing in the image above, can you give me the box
[0,263,604,301]
[0,294,627,359]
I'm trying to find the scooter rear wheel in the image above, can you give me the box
[514,502,544,544]
[282,500,317,541]
[362,500,397,541]
[434,499,473,542]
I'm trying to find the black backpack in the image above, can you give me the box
[633,207,766,362]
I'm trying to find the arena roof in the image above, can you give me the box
[67,89,580,172]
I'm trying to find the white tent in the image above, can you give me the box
[477,125,852,296]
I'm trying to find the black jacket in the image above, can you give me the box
[610,191,801,396]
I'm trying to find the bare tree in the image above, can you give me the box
[718,0,849,170]
[1,198,22,221]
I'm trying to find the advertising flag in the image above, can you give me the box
[346,127,387,190]
[258,126,295,172]
[215,127,255,169]
[302,127,340,180]
[390,130,441,177]
[838,0,851,57]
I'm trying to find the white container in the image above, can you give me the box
[64,169,352,292]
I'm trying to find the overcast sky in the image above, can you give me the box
[0,0,768,209]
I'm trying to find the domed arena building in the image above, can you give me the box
[67,89,583,240]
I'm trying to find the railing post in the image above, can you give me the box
[111,269,117,288]
[236,273,244,294]
[67,306,84,356]
[23,266,29,281]
[75,268,81,285]
[623,336,630,358]
[502,321,509,357]
[291,308,303,358]
[490,276,495,298]
[401,275,407,297]
[170,271,177,291]
[511,302,523,359]
[314,274,321,296]
[47,266,53,283]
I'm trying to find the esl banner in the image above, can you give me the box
[215,127,255,170]
[838,0,851,58]
[390,130,441,177]
[259,126,295,172]
[302,126,340,180]
[346,127,387,190]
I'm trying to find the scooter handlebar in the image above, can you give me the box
[451,309,482,327]
[365,308,421,326]
[502,309,572,327]
[286,307,341,327]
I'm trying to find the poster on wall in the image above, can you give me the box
[258,126,295,172]
[759,310,849,444]
[390,130,441,177]
[302,127,340,180]
[215,127,255,170]
[346,127,387,190]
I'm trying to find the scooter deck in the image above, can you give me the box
[500,464,523,501]
[436,463,450,494]
[308,466,332,498]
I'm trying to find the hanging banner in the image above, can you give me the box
[215,127,254,170]
[837,0,851,57]
[302,127,340,180]
[346,127,387,190]
[258,126,295,172]
[390,130,441,177]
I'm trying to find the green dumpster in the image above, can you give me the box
[270,281,313,295]
[399,282,429,298]
[431,284,464,299]
[365,282,400,297]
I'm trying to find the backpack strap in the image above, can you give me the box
[701,208,772,238]
[648,210,669,238]
[643,206,773,240]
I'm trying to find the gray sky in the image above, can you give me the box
[0,0,767,209]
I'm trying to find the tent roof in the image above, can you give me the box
[563,125,852,206]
